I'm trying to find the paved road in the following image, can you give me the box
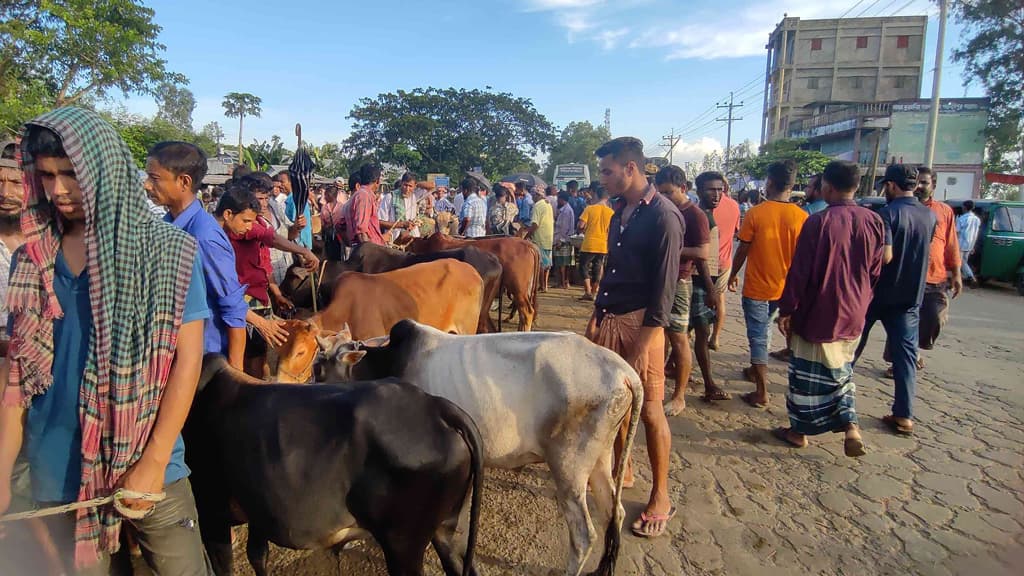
[220,283,1022,576]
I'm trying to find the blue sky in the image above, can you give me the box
[119,0,983,164]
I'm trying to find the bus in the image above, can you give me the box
[552,163,590,190]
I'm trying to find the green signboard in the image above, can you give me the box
[888,100,988,166]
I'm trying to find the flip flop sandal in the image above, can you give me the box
[772,427,807,448]
[844,437,867,457]
[882,415,914,436]
[741,392,769,409]
[702,389,732,402]
[631,506,677,538]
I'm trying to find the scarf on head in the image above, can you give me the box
[6,107,197,567]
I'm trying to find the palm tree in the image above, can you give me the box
[222,92,262,166]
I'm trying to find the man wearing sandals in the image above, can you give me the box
[773,161,889,456]
[585,137,681,539]
[727,160,807,408]
[855,165,936,436]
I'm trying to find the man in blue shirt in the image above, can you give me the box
[515,181,533,229]
[275,171,313,249]
[0,108,213,573]
[146,141,249,370]
[855,165,936,436]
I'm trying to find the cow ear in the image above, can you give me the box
[342,350,367,365]
[315,335,334,351]
[339,323,352,342]
[361,335,390,348]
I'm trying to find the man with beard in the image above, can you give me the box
[0,141,25,353]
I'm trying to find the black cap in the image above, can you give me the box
[880,164,917,191]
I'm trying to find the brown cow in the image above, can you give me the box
[275,259,483,382]
[407,233,540,332]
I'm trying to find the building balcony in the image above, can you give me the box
[788,103,892,139]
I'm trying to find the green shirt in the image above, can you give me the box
[531,199,554,250]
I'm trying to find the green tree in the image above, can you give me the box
[544,121,610,181]
[246,135,291,170]
[310,142,349,179]
[222,92,262,167]
[737,139,832,182]
[155,82,196,131]
[200,121,225,147]
[951,0,1023,166]
[345,87,555,178]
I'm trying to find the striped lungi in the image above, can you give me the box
[786,333,860,436]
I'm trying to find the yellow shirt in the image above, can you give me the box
[736,200,808,301]
[531,199,554,250]
[578,203,614,254]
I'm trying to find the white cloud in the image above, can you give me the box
[672,137,724,164]
[522,0,937,60]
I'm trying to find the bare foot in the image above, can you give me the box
[664,396,687,416]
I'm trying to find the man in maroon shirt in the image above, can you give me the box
[655,166,725,416]
[774,161,890,456]
[215,181,318,377]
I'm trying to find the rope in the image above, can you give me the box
[311,259,328,315]
[0,489,165,523]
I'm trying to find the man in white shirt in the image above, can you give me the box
[378,172,421,241]
[956,199,982,286]
[458,177,487,238]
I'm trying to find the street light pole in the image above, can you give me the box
[924,0,948,168]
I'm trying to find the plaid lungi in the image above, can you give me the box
[786,333,860,436]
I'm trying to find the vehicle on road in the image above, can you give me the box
[947,200,1024,296]
[552,163,590,190]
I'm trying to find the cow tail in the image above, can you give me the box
[439,399,484,576]
[530,244,540,327]
[596,370,644,576]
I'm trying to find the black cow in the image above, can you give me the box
[184,354,484,576]
[283,244,503,333]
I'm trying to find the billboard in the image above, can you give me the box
[887,99,988,166]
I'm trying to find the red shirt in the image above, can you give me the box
[229,218,276,304]
[677,201,710,279]
[713,194,740,272]
[343,186,385,246]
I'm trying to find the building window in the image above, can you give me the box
[856,36,868,49]
[897,35,909,48]
[895,76,909,89]
[807,78,819,89]
[848,77,863,89]
[811,38,823,51]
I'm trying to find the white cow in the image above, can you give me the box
[316,319,643,576]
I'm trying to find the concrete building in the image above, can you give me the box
[762,15,928,145]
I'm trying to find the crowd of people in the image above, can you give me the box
[0,107,970,573]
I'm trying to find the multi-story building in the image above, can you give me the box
[761,15,928,145]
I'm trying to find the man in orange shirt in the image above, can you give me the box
[913,166,962,368]
[704,173,740,350]
[728,160,808,407]
[577,184,614,300]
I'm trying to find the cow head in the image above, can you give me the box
[314,336,389,382]
[275,320,351,383]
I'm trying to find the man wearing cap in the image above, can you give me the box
[0,141,24,352]
[855,165,936,436]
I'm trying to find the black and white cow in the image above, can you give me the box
[184,354,484,576]
[315,320,644,576]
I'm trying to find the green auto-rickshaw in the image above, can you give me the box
[948,200,1024,296]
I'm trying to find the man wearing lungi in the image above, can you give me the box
[774,161,889,457]
[585,137,682,539]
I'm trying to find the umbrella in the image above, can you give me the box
[464,170,492,190]
[500,172,547,189]
[289,123,316,213]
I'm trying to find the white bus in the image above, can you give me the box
[552,163,590,190]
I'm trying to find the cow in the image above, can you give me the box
[314,320,644,576]
[275,259,483,382]
[406,233,540,332]
[184,354,484,576]
[281,244,502,334]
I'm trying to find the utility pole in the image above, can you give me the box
[717,92,744,173]
[924,0,948,168]
[661,129,681,165]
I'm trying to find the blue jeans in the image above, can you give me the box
[856,304,920,419]
[742,297,779,365]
